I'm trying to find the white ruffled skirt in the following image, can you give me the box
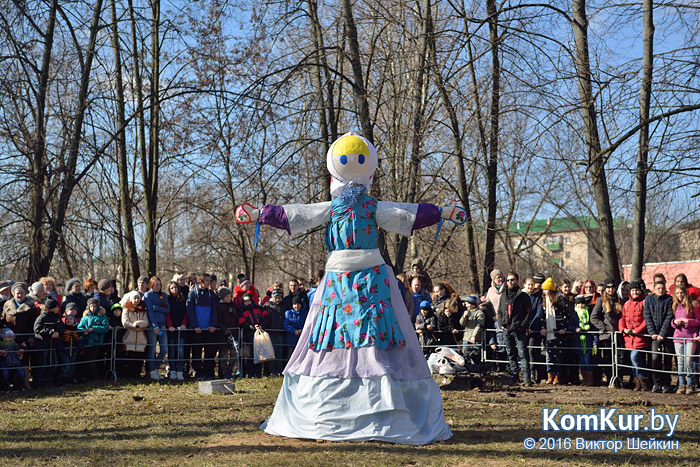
[260,252,452,445]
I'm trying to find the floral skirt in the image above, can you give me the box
[309,264,406,351]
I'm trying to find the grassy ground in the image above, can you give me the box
[0,375,698,466]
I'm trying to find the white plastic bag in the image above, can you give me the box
[253,329,275,364]
[435,347,466,368]
[427,352,464,375]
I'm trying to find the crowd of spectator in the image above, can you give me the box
[1,262,698,396]
[0,272,318,390]
[418,268,700,396]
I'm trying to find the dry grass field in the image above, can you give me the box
[0,375,698,466]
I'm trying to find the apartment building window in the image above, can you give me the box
[545,235,563,251]
[565,236,570,244]
[565,252,571,258]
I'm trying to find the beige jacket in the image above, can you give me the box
[121,304,149,352]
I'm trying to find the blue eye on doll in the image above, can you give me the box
[339,154,365,165]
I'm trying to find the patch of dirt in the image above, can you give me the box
[207,432,321,449]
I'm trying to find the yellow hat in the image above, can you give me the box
[542,277,556,291]
[331,134,370,157]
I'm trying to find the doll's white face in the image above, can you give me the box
[328,134,376,184]
[331,152,370,180]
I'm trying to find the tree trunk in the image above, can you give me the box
[127,0,147,286]
[426,1,480,293]
[483,0,500,292]
[111,0,140,284]
[341,0,373,144]
[26,0,58,282]
[40,0,104,280]
[307,0,336,201]
[341,0,393,267]
[144,0,161,277]
[395,0,430,273]
[571,0,621,281]
[631,0,654,279]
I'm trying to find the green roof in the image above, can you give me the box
[507,216,632,235]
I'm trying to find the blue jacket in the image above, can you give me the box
[643,293,673,338]
[77,309,110,347]
[144,290,170,328]
[186,286,218,329]
[528,290,544,330]
[411,290,431,321]
[283,307,308,346]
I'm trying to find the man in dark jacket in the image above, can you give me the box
[527,273,546,383]
[217,288,239,379]
[32,298,63,386]
[643,280,674,393]
[186,273,219,380]
[281,279,309,312]
[498,272,535,387]
[62,278,87,315]
[264,289,286,375]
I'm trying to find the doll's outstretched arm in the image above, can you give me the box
[236,202,332,236]
[376,202,447,236]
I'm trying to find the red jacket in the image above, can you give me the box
[619,294,651,349]
[233,284,260,307]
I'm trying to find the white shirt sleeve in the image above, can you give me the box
[284,202,332,236]
[376,201,418,237]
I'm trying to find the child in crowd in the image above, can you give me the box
[217,288,239,379]
[460,295,484,362]
[77,298,110,381]
[57,314,82,385]
[64,302,79,320]
[283,296,307,359]
[619,278,651,391]
[0,328,26,390]
[415,300,437,354]
[671,286,699,394]
[121,291,149,379]
[570,295,598,386]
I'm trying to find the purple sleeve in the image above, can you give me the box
[411,203,440,234]
[260,204,290,235]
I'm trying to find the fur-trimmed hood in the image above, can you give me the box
[83,306,107,317]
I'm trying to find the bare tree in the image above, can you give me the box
[631,0,654,279]
[571,0,620,281]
